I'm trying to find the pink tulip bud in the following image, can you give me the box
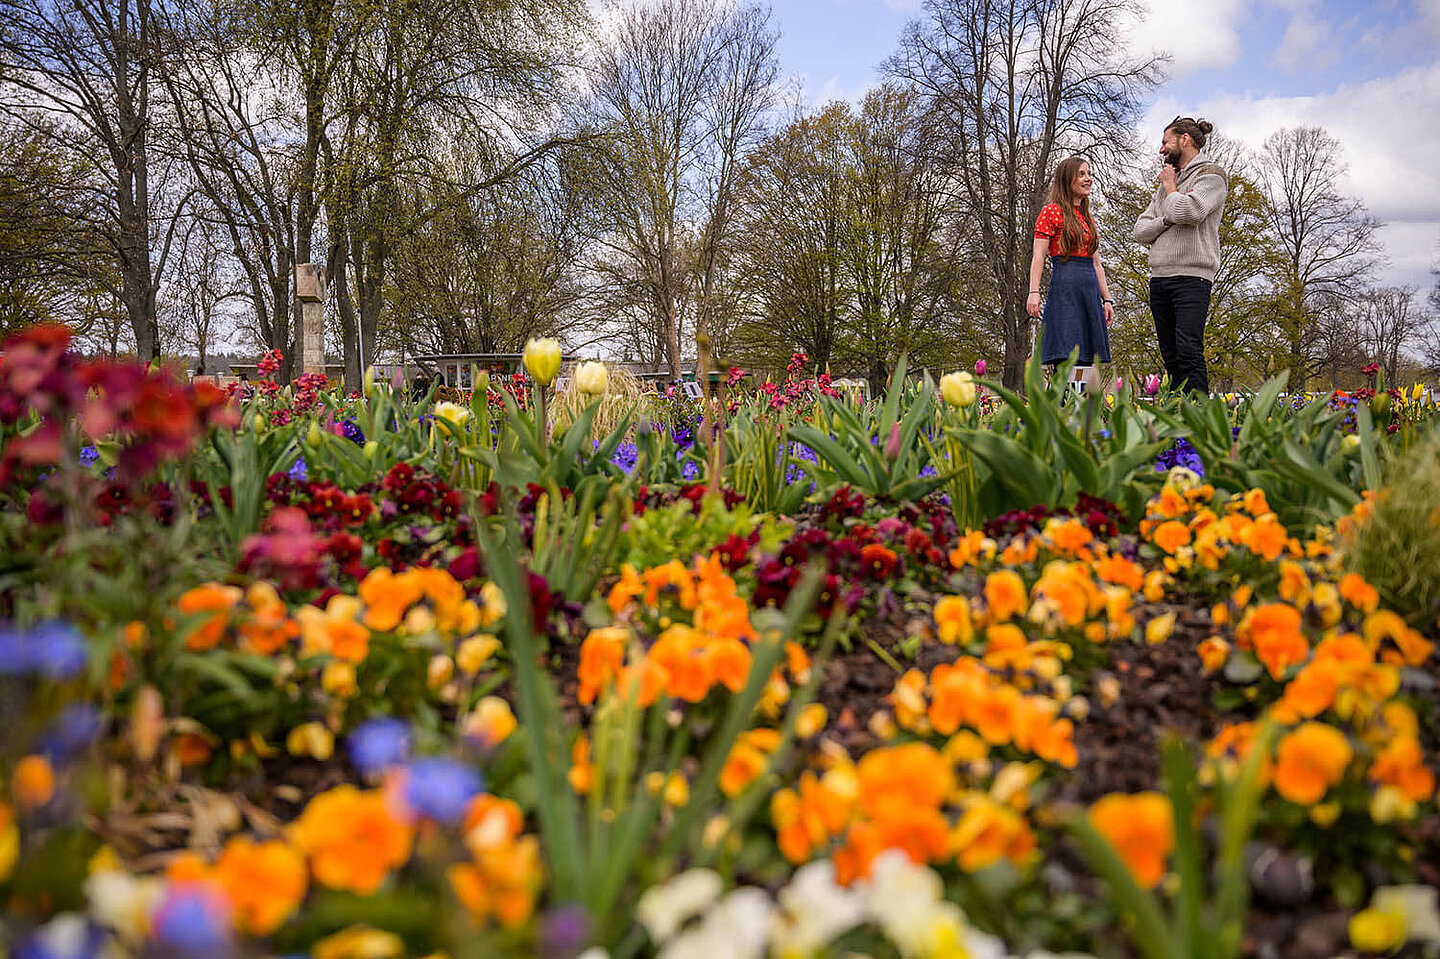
[1114,378,1124,394]
[974,359,987,377]
[1144,374,1161,396]
[884,423,902,460]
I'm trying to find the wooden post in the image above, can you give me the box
[296,264,326,378]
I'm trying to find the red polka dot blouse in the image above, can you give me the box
[1034,203,1093,258]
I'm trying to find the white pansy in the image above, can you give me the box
[1166,466,1202,492]
[30,913,96,959]
[85,870,163,945]
[1373,884,1440,943]
[964,929,1009,959]
[637,868,723,944]
[863,851,975,959]
[770,860,867,956]
[659,887,772,959]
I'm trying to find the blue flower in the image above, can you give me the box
[152,887,232,956]
[0,621,88,678]
[78,446,100,467]
[342,419,365,445]
[1153,437,1205,476]
[609,441,639,473]
[288,458,309,481]
[402,757,483,825]
[348,717,412,776]
[37,704,102,762]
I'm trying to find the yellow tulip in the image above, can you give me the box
[939,371,976,407]
[523,337,562,386]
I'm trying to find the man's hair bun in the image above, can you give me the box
[1196,119,1214,135]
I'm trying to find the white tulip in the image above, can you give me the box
[575,361,609,396]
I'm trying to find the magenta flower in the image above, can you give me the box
[974,359,987,377]
[1144,374,1161,396]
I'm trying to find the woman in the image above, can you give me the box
[1026,156,1115,392]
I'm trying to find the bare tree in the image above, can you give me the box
[1354,286,1424,386]
[157,1,305,378]
[578,0,780,376]
[886,0,1163,388]
[0,0,187,360]
[730,103,853,370]
[161,213,244,369]
[1256,126,1384,388]
[385,164,588,361]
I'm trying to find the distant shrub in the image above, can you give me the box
[1341,425,1440,627]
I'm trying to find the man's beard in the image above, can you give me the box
[1163,146,1182,166]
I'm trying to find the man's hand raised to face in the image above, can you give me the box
[1158,163,1177,194]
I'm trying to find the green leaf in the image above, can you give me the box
[787,424,871,489]
[1163,738,1203,959]
[1068,815,1176,959]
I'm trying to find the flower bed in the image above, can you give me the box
[1,326,1437,959]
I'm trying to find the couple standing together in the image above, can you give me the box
[1026,116,1227,394]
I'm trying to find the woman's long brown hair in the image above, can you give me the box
[1047,156,1098,258]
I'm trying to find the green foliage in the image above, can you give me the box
[1158,374,1368,528]
[787,355,947,500]
[477,385,632,489]
[619,493,783,572]
[1341,422,1440,626]
[945,351,1174,522]
[527,476,630,605]
[723,403,812,514]
[200,408,301,555]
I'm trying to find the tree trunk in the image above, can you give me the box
[330,235,360,389]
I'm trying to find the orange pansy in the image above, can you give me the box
[1088,792,1174,888]
[1273,723,1352,806]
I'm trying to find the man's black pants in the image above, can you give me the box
[1149,275,1212,395]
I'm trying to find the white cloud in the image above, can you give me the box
[1123,0,1248,77]
[880,0,921,11]
[801,72,877,106]
[1141,63,1440,288]
[1272,16,1338,74]
[1420,0,1440,39]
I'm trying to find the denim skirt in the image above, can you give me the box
[1040,255,1110,365]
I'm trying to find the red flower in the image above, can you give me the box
[449,547,483,583]
[714,532,756,572]
[527,572,554,631]
[860,543,899,579]
[433,489,463,522]
[326,532,363,567]
[342,493,375,525]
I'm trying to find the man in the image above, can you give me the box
[1132,117,1227,395]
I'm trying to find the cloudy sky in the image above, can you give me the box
[770,0,1440,290]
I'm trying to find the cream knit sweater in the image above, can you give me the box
[1131,150,1228,282]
